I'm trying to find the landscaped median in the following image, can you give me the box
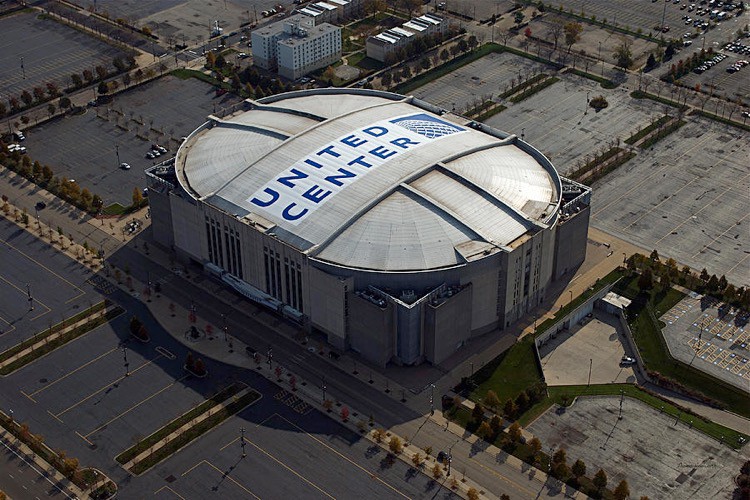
[116,382,260,475]
[0,301,123,375]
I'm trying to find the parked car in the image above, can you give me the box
[621,356,637,366]
[120,162,131,170]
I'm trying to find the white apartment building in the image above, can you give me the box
[366,13,448,62]
[252,15,342,80]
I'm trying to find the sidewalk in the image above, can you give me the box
[0,422,86,499]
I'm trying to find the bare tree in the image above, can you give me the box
[549,20,564,51]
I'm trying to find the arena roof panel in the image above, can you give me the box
[176,89,561,271]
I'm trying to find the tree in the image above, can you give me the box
[515,391,530,412]
[514,11,525,25]
[707,274,720,292]
[59,96,71,110]
[638,268,654,290]
[472,402,485,423]
[467,35,479,51]
[508,422,522,442]
[340,406,350,422]
[593,468,608,491]
[552,448,567,466]
[477,421,493,440]
[646,53,657,70]
[33,86,46,102]
[380,72,392,88]
[97,81,109,95]
[21,90,33,107]
[564,22,583,54]
[613,38,633,69]
[524,27,533,38]
[614,480,630,500]
[489,414,503,436]
[467,488,479,500]
[439,48,449,62]
[389,436,403,454]
[71,73,83,87]
[185,352,195,370]
[372,428,385,443]
[83,69,94,83]
[91,194,102,211]
[549,20,564,50]
[485,390,500,410]
[432,462,443,479]
[528,436,542,455]
[193,358,206,375]
[95,65,107,80]
[80,189,93,210]
[132,187,144,208]
[503,399,517,419]
[411,452,423,468]
[572,459,586,479]
[47,103,56,117]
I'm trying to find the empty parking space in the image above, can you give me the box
[661,294,749,391]
[591,117,750,287]
[0,218,97,347]
[529,396,744,500]
[23,75,242,207]
[411,51,552,114]
[0,11,130,102]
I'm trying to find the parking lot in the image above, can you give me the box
[411,51,552,114]
[484,72,655,174]
[679,38,750,105]
[661,293,750,391]
[539,311,637,386]
[529,396,744,499]
[590,115,750,287]
[0,218,100,348]
[0,11,130,103]
[23,74,242,207]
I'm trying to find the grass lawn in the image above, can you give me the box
[469,335,542,404]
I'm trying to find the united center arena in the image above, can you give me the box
[146,89,591,367]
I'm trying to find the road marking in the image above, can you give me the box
[54,354,163,417]
[47,410,63,424]
[235,439,334,499]
[0,237,86,303]
[182,460,260,500]
[0,435,73,498]
[0,274,52,320]
[20,391,36,403]
[75,431,94,447]
[28,345,121,397]
[155,346,176,360]
[276,414,409,499]
[84,375,189,438]
[691,211,750,258]
[469,455,538,498]
[153,485,187,498]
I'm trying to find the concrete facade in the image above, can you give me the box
[366,13,448,62]
[252,15,341,79]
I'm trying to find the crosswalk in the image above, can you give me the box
[274,389,312,415]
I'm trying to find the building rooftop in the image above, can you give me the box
[176,89,561,272]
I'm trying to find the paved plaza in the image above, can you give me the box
[539,310,636,386]
[529,396,746,500]
[661,292,750,392]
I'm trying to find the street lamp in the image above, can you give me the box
[267,347,273,368]
[322,377,327,403]
[429,384,435,415]
[115,144,120,167]
[26,283,33,311]
[122,346,130,376]
[240,427,246,458]
[20,56,25,79]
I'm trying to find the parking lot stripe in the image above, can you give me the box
[691,211,750,258]
[153,485,187,499]
[468,454,538,498]
[20,391,36,403]
[276,414,409,499]
[0,274,52,319]
[75,431,94,447]
[46,410,63,424]
[0,237,86,303]
[28,345,121,397]
[235,441,333,499]
[219,436,239,452]
[54,354,163,417]
[84,374,189,438]
[592,133,713,218]
[200,461,261,499]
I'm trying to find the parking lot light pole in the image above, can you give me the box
[322,377,327,403]
[20,56,25,79]
[240,427,246,458]
[429,384,435,415]
[26,283,33,311]
[115,144,120,167]
[122,346,130,376]
[267,347,273,369]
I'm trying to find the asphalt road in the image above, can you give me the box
[0,437,72,499]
